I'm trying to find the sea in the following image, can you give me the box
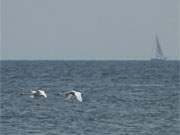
[0,60,179,135]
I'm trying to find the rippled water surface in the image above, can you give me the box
[0,61,179,135]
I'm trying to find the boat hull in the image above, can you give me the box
[151,58,167,62]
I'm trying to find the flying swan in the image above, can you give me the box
[21,90,47,98]
[64,90,83,102]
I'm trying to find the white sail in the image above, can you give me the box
[151,35,167,61]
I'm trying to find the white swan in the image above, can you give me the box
[64,90,83,102]
[21,90,47,98]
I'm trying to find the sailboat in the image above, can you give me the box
[151,35,167,61]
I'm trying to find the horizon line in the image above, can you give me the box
[0,59,179,61]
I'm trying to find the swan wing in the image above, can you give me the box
[39,90,47,98]
[31,90,36,94]
[65,93,73,100]
[30,95,34,98]
[74,91,82,102]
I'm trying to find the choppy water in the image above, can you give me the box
[0,61,179,135]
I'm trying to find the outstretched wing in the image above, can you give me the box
[74,92,82,102]
[30,95,34,98]
[65,94,73,100]
[64,92,74,100]
[31,90,36,94]
[39,90,47,98]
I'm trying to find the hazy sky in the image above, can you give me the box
[1,0,179,60]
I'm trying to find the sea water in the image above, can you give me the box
[0,61,179,135]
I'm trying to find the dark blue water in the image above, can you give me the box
[0,61,179,135]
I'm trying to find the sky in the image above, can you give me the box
[1,0,179,60]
